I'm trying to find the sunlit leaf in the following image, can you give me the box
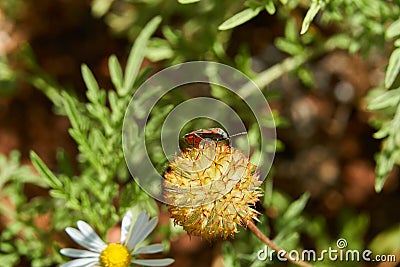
[367,88,400,110]
[264,0,276,15]
[30,151,62,189]
[122,16,162,96]
[385,48,400,89]
[109,55,123,91]
[177,0,200,3]
[218,8,262,31]
[386,19,400,39]
[282,192,310,221]
[81,64,101,104]
[300,1,321,34]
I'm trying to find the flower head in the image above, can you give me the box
[163,142,262,241]
[60,211,174,267]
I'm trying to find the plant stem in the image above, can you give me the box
[238,34,347,97]
[247,220,314,267]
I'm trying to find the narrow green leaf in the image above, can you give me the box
[29,76,64,110]
[178,0,200,3]
[385,48,400,89]
[109,55,123,90]
[62,92,81,131]
[89,128,108,154]
[122,16,162,96]
[285,19,299,42]
[30,151,62,189]
[91,0,114,17]
[386,18,400,39]
[146,38,174,62]
[162,26,179,46]
[48,190,67,201]
[300,1,321,35]
[218,8,262,31]
[282,192,310,221]
[264,0,276,15]
[374,151,393,192]
[367,88,400,110]
[275,38,304,55]
[298,67,314,87]
[108,90,118,113]
[373,125,391,139]
[81,64,100,104]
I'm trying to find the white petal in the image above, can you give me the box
[65,227,105,253]
[132,258,175,266]
[60,248,100,258]
[120,210,133,243]
[132,244,164,255]
[126,211,150,250]
[127,215,158,250]
[77,221,107,248]
[60,257,99,267]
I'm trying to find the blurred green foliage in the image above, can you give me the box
[0,0,400,266]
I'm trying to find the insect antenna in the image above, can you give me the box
[229,131,248,138]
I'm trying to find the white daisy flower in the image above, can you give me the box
[60,211,174,267]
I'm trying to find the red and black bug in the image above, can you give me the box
[183,128,230,147]
[182,127,247,149]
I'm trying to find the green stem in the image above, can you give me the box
[239,35,346,97]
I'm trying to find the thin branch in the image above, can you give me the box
[238,35,348,98]
[247,220,314,267]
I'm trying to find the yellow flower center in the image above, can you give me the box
[100,243,131,267]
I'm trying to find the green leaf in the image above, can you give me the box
[218,7,262,31]
[374,149,394,192]
[300,1,321,35]
[369,224,400,254]
[81,64,100,104]
[162,26,179,46]
[386,18,400,39]
[91,0,114,17]
[385,48,400,89]
[122,16,162,96]
[264,0,276,15]
[282,192,310,221]
[108,90,119,115]
[274,38,304,55]
[373,124,391,139]
[298,67,314,87]
[178,0,200,3]
[30,151,62,189]
[109,55,123,91]
[0,254,19,266]
[145,38,174,62]
[285,19,299,42]
[348,41,361,54]
[62,92,82,131]
[367,88,400,110]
